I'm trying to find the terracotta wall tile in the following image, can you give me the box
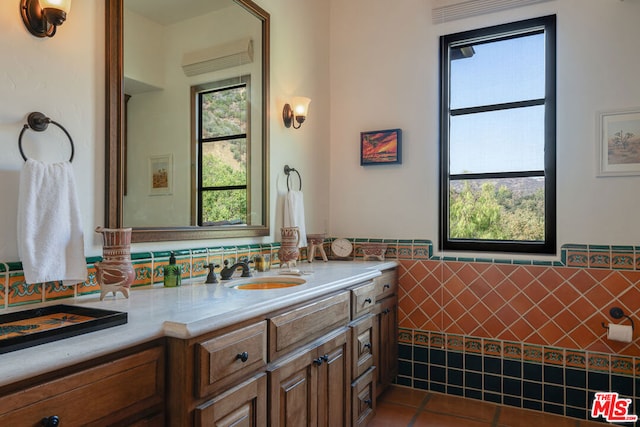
[398,260,640,356]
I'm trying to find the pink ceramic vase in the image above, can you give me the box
[278,226,300,268]
[94,226,135,299]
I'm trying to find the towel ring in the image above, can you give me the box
[18,112,75,162]
[284,165,302,191]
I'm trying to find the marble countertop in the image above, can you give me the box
[0,260,397,387]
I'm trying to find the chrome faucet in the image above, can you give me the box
[220,259,252,280]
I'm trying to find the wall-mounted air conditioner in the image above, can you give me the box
[182,38,253,77]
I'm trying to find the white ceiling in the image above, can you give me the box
[125,0,234,25]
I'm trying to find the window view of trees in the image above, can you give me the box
[198,83,249,226]
[449,179,545,241]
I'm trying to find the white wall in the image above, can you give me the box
[0,0,331,261]
[2,0,636,263]
[0,1,103,261]
[329,0,640,257]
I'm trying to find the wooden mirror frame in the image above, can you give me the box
[105,0,270,243]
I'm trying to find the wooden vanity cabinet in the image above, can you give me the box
[0,341,165,426]
[165,268,398,426]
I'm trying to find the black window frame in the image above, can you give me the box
[439,15,557,254]
[195,78,250,227]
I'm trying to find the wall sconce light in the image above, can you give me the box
[283,97,311,129]
[21,0,72,38]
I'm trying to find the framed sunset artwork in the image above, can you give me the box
[360,128,402,166]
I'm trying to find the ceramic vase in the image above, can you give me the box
[94,226,135,300]
[278,226,300,268]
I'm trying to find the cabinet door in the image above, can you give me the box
[268,346,318,427]
[316,329,350,427]
[376,295,398,395]
[195,373,267,427]
[268,328,350,427]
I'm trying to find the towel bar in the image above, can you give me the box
[18,112,74,162]
[284,165,302,191]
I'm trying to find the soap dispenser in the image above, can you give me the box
[164,252,181,287]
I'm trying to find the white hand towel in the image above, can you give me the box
[284,190,307,247]
[17,159,87,286]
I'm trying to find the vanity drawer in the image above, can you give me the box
[375,269,397,301]
[196,321,267,398]
[351,281,377,319]
[351,366,376,427]
[351,314,375,380]
[0,345,164,426]
[268,291,350,361]
[195,372,266,427]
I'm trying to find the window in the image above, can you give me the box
[194,77,250,226]
[439,15,556,254]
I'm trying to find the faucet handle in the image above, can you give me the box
[205,263,219,284]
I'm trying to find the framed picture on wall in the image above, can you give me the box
[597,108,640,176]
[149,154,173,195]
[360,128,402,166]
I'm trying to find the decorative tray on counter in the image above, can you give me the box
[0,304,127,354]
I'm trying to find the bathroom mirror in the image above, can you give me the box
[105,0,270,242]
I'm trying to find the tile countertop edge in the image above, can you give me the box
[0,260,398,388]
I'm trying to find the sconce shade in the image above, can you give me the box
[283,97,311,129]
[21,0,72,38]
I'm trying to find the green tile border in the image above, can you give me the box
[3,239,640,312]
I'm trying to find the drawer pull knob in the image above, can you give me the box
[363,343,372,350]
[364,298,372,304]
[236,352,249,362]
[383,284,390,289]
[383,308,391,315]
[41,416,60,427]
[313,354,329,366]
[364,399,372,407]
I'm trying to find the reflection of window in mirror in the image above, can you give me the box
[192,76,251,226]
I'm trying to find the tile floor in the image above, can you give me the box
[369,386,607,427]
